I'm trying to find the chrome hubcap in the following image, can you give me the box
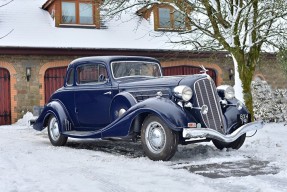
[145,121,166,154]
[49,117,60,141]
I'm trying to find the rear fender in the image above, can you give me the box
[33,100,70,132]
[101,97,193,138]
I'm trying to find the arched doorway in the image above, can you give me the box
[44,67,67,103]
[0,68,11,125]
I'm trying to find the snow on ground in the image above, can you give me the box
[0,113,287,192]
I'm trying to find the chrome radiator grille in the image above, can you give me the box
[194,78,225,133]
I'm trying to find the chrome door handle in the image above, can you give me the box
[104,91,112,95]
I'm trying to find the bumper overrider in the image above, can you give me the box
[183,121,264,143]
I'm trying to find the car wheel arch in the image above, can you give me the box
[124,98,191,134]
[41,101,70,132]
[130,111,180,134]
[110,92,137,122]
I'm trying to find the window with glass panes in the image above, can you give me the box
[61,1,94,25]
[157,7,185,30]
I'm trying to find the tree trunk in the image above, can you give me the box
[232,51,256,120]
[241,67,254,120]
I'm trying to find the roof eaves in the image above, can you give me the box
[42,0,55,10]
[136,4,155,19]
[0,46,235,59]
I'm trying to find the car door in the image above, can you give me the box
[74,63,114,129]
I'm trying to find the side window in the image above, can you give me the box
[77,64,107,85]
[66,68,74,86]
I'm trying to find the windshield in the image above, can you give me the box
[112,61,162,79]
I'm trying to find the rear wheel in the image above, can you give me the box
[48,115,67,146]
[212,134,246,150]
[141,115,178,161]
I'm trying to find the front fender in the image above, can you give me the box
[131,97,190,130]
[101,97,194,138]
[224,98,249,133]
[33,100,69,132]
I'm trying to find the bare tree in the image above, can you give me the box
[0,0,14,39]
[102,0,287,117]
[278,49,287,79]
[0,0,13,8]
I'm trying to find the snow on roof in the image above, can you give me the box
[0,0,189,51]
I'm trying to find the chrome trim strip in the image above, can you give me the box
[182,121,264,143]
[209,79,225,131]
[131,94,169,97]
[194,80,209,126]
[203,79,215,129]
[128,88,170,102]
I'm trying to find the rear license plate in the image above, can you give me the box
[237,114,251,125]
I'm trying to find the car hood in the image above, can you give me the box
[118,74,207,90]
[117,75,208,102]
[118,76,185,90]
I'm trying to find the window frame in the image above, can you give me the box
[111,61,163,80]
[61,1,77,24]
[76,63,108,85]
[155,6,187,31]
[66,68,75,86]
[60,0,96,26]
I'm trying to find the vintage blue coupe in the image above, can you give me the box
[33,56,263,161]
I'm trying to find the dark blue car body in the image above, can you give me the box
[33,56,263,161]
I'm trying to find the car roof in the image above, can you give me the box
[68,56,160,68]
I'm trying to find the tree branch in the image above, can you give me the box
[0,0,13,7]
[0,29,14,40]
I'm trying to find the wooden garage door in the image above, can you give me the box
[44,67,67,103]
[0,68,11,125]
[163,65,217,85]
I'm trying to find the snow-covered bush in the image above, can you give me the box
[252,80,287,123]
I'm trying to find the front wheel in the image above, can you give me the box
[212,134,246,150]
[48,115,68,146]
[141,115,178,161]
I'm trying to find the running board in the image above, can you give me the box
[62,130,101,138]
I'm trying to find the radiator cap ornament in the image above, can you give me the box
[200,65,208,74]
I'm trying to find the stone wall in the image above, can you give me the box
[0,55,77,121]
[254,54,287,89]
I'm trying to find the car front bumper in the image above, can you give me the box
[182,121,264,143]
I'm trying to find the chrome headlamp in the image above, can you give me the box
[217,85,235,100]
[173,85,193,102]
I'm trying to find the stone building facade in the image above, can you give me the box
[0,48,285,124]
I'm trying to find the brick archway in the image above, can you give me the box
[39,60,71,106]
[161,60,223,86]
[0,61,17,123]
